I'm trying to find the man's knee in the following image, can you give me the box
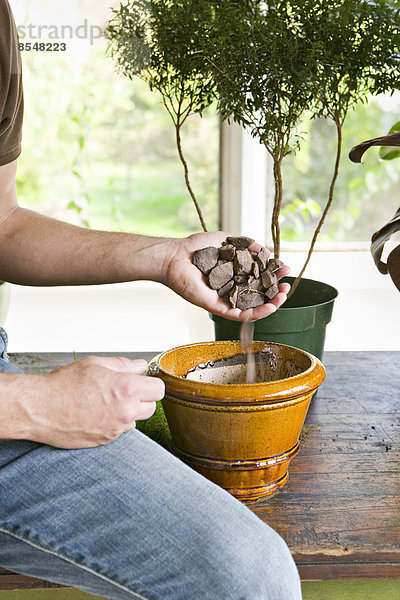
[194,514,302,600]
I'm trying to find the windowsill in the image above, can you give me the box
[4,250,399,353]
[279,248,396,291]
[3,238,399,354]
[278,241,373,252]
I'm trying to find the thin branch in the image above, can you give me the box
[271,153,284,258]
[288,113,343,298]
[161,93,178,126]
[175,118,208,232]
[163,85,208,232]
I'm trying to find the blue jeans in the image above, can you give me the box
[0,329,302,599]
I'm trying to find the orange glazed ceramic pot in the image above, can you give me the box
[149,341,325,501]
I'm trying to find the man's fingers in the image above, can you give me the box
[135,401,157,422]
[139,377,165,402]
[276,282,291,297]
[79,357,164,401]
[118,374,165,403]
[248,241,269,255]
[275,265,291,280]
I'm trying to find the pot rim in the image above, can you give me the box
[211,277,338,317]
[278,276,339,310]
[149,341,326,403]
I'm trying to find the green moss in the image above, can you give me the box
[135,402,173,451]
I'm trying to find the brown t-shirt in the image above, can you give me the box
[0,0,23,166]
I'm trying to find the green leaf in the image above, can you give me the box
[349,131,400,163]
[379,122,400,160]
[67,201,82,214]
[380,147,400,161]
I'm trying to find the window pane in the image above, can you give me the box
[15,0,219,236]
[282,94,400,243]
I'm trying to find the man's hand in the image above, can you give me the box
[159,232,291,322]
[18,356,165,449]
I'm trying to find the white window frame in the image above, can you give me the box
[219,120,273,247]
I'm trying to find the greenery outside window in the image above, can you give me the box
[14,0,219,238]
[14,0,400,253]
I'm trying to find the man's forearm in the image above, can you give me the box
[0,207,171,286]
[0,371,41,441]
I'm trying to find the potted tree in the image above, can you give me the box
[107,0,399,358]
[205,0,399,357]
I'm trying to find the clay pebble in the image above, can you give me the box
[233,249,254,275]
[236,287,265,310]
[218,244,236,261]
[192,240,287,310]
[229,285,238,308]
[268,258,285,273]
[255,247,269,271]
[264,283,280,300]
[252,261,260,279]
[249,278,263,291]
[208,261,234,290]
[234,274,249,284]
[261,270,277,289]
[218,279,235,298]
[226,236,255,250]
[192,246,219,274]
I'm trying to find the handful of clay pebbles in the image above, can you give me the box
[192,236,286,310]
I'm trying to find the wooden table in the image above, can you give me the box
[1,350,399,590]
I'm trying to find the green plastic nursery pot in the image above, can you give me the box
[211,276,338,360]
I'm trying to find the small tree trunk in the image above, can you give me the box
[271,155,283,258]
[288,116,343,299]
[175,122,208,232]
